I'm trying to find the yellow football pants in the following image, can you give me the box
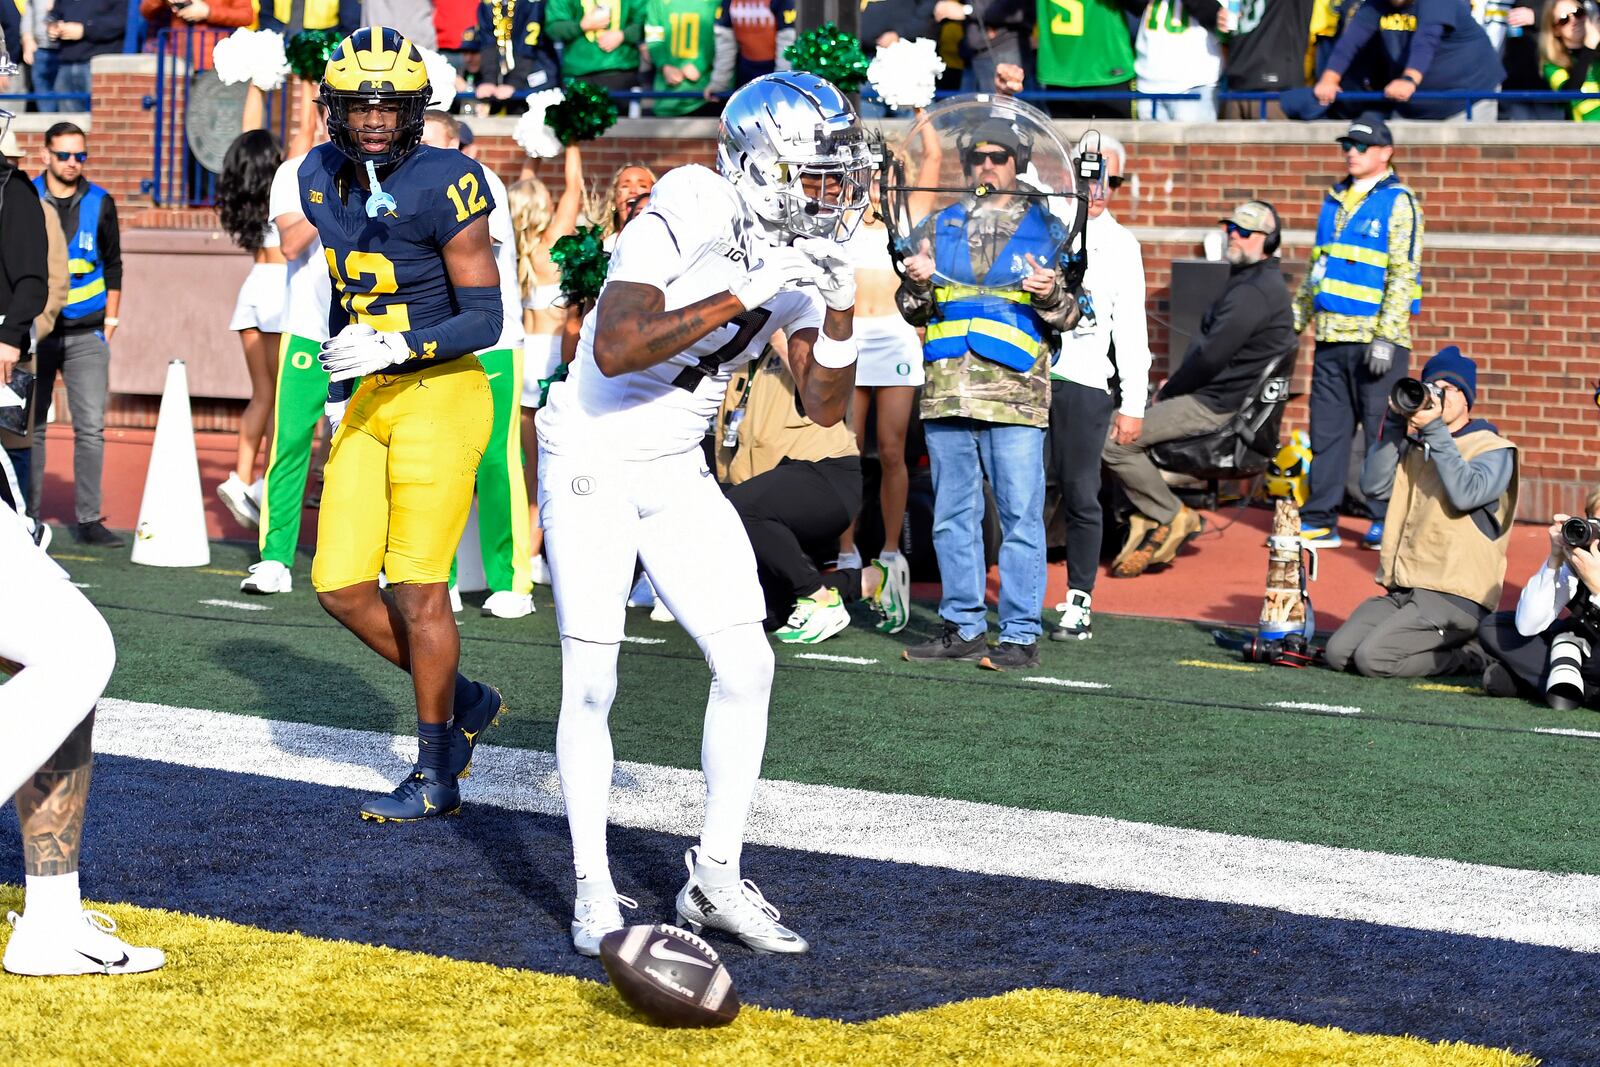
[311,357,493,592]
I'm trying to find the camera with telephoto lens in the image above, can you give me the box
[1242,631,1316,669]
[1561,516,1600,550]
[1545,631,1591,711]
[1390,376,1444,417]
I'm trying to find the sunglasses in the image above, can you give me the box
[965,149,1013,166]
[1557,10,1587,24]
[1224,221,1259,237]
[1338,139,1372,153]
[51,150,89,162]
[1107,175,1125,190]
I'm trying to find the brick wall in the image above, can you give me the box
[41,59,1600,519]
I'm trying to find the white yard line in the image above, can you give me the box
[620,636,667,645]
[792,653,878,665]
[1024,677,1111,690]
[1270,701,1362,716]
[93,698,1600,955]
[198,599,272,612]
[1535,727,1600,740]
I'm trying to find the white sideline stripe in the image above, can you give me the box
[1270,701,1362,716]
[1536,727,1600,740]
[93,698,1600,955]
[1024,677,1110,690]
[621,635,666,645]
[198,599,272,612]
[792,653,877,665]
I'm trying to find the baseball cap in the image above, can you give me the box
[967,117,1023,156]
[1220,200,1278,235]
[456,122,475,148]
[1340,113,1393,147]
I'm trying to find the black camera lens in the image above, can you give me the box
[1561,516,1600,550]
[1391,377,1428,417]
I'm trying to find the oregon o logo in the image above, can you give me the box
[292,350,314,371]
[896,362,910,376]
[571,476,595,496]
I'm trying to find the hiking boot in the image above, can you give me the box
[1149,505,1204,566]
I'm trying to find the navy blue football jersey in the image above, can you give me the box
[299,143,495,376]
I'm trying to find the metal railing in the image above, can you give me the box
[0,92,93,110]
[148,27,290,206]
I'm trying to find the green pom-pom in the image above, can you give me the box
[546,79,620,146]
[783,22,869,93]
[549,225,610,303]
[287,29,342,82]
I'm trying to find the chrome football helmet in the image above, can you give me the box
[716,72,873,241]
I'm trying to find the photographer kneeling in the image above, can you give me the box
[1477,490,1600,707]
[1325,346,1518,678]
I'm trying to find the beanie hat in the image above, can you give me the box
[1422,345,1476,409]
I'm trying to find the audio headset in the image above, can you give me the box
[1245,199,1281,256]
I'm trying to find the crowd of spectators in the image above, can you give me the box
[1,0,1597,118]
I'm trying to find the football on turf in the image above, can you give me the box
[599,923,740,1028]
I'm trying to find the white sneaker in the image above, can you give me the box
[773,589,850,644]
[217,473,261,530]
[449,586,463,613]
[482,591,534,619]
[571,893,638,957]
[248,477,264,509]
[628,574,656,608]
[650,596,676,624]
[872,555,912,635]
[3,909,166,976]
[529,554,551,586]
[1051,589,1093,642]
[834,548,862,571]
[240,560,292,594]
[674,847,808,954]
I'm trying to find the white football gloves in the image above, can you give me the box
[729,247,825,312]
[324,398,349,437]
[318,324,411,383]
[792,237,856,312]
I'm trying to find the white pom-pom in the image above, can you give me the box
[212,28,255,86]
[867,38,945,111]
[513,88,565,159]
[417,46,461,110]
[250,29,290,92]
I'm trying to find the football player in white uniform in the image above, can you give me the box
[0,485,164,976]
[537,72,870,956]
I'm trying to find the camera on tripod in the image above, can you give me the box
[1560,516,1600,550]
[1390,376,1443,417]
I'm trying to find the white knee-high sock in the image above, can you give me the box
[555,636,620,899]
[0,535,114,801]
[696,623,774,882]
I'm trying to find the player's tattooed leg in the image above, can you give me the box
[15,711,95,878]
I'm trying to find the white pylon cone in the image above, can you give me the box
[454,497,487,593]
[131,360,210,568]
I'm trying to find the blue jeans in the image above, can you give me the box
[923,417,1046,646]
[38,59,90,112]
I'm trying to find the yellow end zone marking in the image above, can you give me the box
[1178,659,1260,672]
[50,553,99,562]
[199,568,249,577]
[1414,683,1477,694]
[0,890,1530,1067]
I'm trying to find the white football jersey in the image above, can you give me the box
[539,165,824,462]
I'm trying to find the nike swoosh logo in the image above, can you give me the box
[77,950,129,970]
[649,938,713,970]
[486,372,502,381]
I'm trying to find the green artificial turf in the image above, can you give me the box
[64,538,1600,876]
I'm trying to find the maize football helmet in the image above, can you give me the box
[320,27,431,167]
[716,72,873,241]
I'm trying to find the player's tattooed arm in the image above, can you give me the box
[785,307,856,427]
[15,711,95,877]
[593,281,746,377]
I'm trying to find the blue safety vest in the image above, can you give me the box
[1311,174,1421,319]
[923,201,1063,372]
[36,178,109,322]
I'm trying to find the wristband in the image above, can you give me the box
[103,317,120,326]
[810,333,858,370]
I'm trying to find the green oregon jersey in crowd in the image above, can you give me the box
[645,0,719,115]
[1035,0,1136,87]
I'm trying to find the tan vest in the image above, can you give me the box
[1378,426,1518,609]
[716,350,857,485]
[37,208,69,341]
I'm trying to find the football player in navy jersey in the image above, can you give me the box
[302,27,508,822]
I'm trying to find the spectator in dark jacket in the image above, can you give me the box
[138,0,254,65]
[1222,0,1316,118]
[473,0,561,100]
[0,149,50,519]
[37,0,126,112]
[1289,0,1505,120]
[1103,200,1296,578]
[860,0,936,52]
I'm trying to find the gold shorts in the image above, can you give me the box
[311,357,492,592]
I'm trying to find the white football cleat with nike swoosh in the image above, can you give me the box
[674,847,808,954]
[572,893,639,957]
[3,909,166,976]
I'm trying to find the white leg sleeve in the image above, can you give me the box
[0,517,115,801]
[555,636,621,894]
[696,623,774,873]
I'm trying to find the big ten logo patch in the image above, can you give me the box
[1379,12,1417,30]
[309,190,325,204]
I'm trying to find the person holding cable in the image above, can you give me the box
[1291,113,1422,553]
[1324,346,1517,680]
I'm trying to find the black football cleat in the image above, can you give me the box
[359,766,461,823]
[447,685,506,780]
